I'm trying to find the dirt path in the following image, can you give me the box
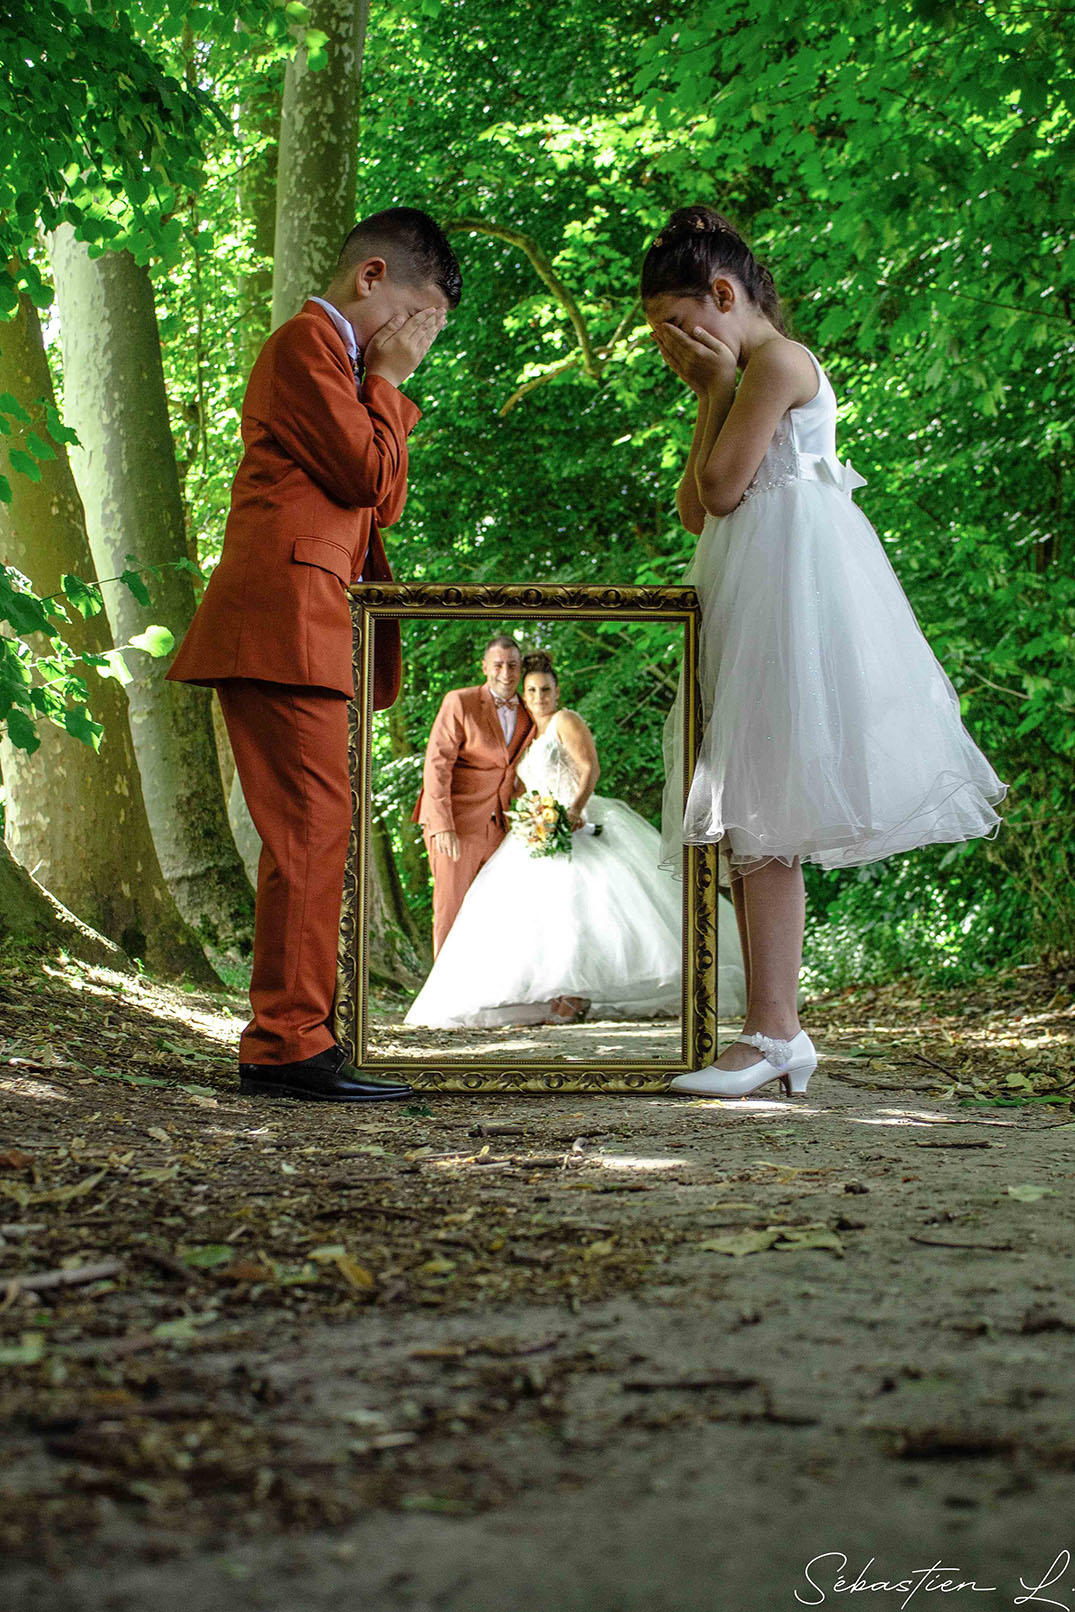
[367,1012,681,1063]
[0,958,1072,1610]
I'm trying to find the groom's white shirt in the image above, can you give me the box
[491,691,519,745]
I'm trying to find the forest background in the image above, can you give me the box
[1,0,1072,999]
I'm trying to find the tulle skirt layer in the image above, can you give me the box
[661,481,1006,875]
[405,794,746,1028]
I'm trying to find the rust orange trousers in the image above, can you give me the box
[424,818,504,955]
[217,680,351,1065]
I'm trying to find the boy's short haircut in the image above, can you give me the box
[338,208,462,307]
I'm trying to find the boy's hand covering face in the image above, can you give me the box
[364,307,446,389]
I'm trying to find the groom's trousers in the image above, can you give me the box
[424,818,504,955]
[217,679,351,1065]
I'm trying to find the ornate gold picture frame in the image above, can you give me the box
[335,583,718,1092]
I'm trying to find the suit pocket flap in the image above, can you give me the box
[291,537,351,582]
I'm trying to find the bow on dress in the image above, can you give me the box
[820,455,867,497]
[795,451,867,499]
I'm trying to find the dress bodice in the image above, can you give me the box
[517,711,581,806]
[739,344,865,506]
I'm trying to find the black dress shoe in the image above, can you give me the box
[239,1044,414,1102]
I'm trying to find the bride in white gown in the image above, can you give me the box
[403,655,746,1029]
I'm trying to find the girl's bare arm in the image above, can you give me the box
[695,336,818,517]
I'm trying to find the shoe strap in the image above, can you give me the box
[737,1032,793,1066]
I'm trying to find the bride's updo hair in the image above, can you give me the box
[521,651,557,686]
[640,204,786,334]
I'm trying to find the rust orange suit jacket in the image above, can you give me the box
[412,686,534,838]
[166,300,419,709]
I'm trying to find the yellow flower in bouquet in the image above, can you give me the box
[507,791,574,859]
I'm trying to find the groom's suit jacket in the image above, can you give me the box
[413,684,534,838]
[413,684,534,951]
[166,299,418,709]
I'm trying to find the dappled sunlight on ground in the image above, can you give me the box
[0,949,1071,1595]
[0,1076,71,1102]
[367,1014,683,1065]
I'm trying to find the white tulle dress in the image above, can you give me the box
[405,710,746,1028]
[661,343,1006,876]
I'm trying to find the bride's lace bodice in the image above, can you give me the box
[517,712,581,807]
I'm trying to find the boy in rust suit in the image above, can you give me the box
[168,209,461,1101]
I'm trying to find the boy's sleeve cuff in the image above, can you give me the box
[363,373,422,433]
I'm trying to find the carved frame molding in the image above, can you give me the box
[335,582,717,1093]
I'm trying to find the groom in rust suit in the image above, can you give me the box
[167,208,461,1102]
[414,635,533,954]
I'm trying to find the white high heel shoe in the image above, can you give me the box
[668,1030,817,1098]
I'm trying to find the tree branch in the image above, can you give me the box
[445,216,603,380]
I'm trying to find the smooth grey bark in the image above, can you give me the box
[228,770,262,888]
[269,0,415,991]
[238,76,281,373]
[49,228,254,964]
[271,0,369,328]
[214,77,284,883]
[0,294,217,984]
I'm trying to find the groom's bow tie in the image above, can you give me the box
[493,694,518,708]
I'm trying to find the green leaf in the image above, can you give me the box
[171,556,206,581]
[8,449,42,484]
[24,431,56,464]
[128,625,174,657]
[92,1067,171,1088]
[93,649,132,685]
[61,574,104,619]
[0,393,31,424]
[151,1313,218,1342]
[699,1228,782,1258]
[119,569,152,607]
[63,707,103,750]
[0,1333,46,1366]
[44,404,79,447]
[179,1244,234,1269]
[303,26,329,67]
[4,708,40,753]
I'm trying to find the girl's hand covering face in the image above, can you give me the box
[653,321,736,394]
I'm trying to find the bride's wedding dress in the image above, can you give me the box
[404,710,746,1029]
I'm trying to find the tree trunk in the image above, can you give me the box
[372,813,423,954]
[0,838,131,972]
[238,74,281,374]
[269,0,416,991]
[212,75,285,884]
[368,824,425,991]
[0,293,217,984]
[386,696,430,912]
[228,770,262,887]
[271,0,369,328]
[49,229,254,965]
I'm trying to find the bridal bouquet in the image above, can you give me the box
[507,791,574,859]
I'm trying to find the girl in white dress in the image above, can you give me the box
[643,205,1006,1099]
[404,653,747,1030]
